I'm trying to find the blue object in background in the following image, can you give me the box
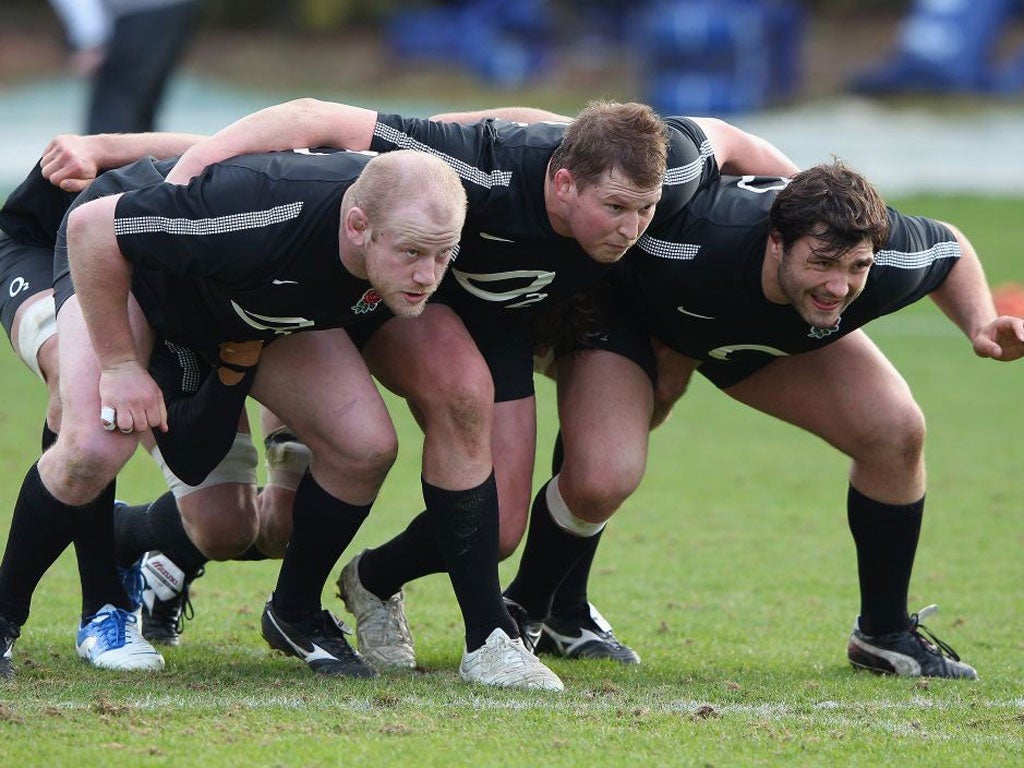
[632,0,804,116]
[387,0,552,87]
[848,0,1022,94]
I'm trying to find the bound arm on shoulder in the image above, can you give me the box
[928,222,1024,362]
[41,132,208,192]
[689,117,800,177]
[429,107,572,124]
[166,98,379,184]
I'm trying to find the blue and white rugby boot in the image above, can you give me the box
[76,604,165,671]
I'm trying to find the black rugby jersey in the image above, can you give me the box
[369,113,708,328]
[615,175,961,385]
[105,151,382,349]
[0,162,78,247]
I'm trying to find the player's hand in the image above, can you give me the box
[972,316,1024,362]
[40,134,100,193]
[98,360,169,434]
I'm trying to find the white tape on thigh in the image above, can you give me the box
[545,473,606,537]
[16,296,56,380]
[152,433,258,498]
[265,432,312,491]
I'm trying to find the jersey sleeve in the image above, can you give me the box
[867,208,961,314]
[371,114,518,205]
[652,117,712,228]
[113,163,305,282]
[0,161,77,247]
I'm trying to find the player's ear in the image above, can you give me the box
[552,167,576,201]
[344,206,370,247]
[767,230,784,262]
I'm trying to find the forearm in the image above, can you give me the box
[692,117,799,177]
[89,132,208,167]
[66,195,137,367]
[42,131,208,192]
[928,223,997,340]
[430,107,571,124]
[166,98,378,183]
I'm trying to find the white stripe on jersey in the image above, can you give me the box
[874,240,961,270]
[373,123,513,189]
[636,234,701,260]
[663,139,711,187]
[113,201,304,237]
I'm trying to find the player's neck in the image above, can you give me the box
[338,236,367,279]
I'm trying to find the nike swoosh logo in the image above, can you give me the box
[478,232,516,243]
[272,279,299,285]
[677,306,715,320]
[266,611,336,662]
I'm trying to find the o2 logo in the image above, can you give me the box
[8,277,29,298]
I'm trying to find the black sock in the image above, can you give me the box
[546,432,600,620]
[504,478,599,620]
[71,481,132,619]
[847,484,923,635]
[113,491,208,576]
[424,472,513,650]
[272,471,370,621]
[0,464,88,625]
[549,527,604,620]
[358,510,445,600]
[41,421,58,452]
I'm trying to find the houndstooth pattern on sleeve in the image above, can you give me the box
[163,340,202,394]
[637,234,701,261]
[875,241,961,270]
[663,139,711,187]
[373,123,513,190]
[114,202,304,237]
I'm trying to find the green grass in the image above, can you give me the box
[0,195,1022,766]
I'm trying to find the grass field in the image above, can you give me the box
[0,195,1021,766]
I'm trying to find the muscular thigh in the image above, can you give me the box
[57,293,155,438]
[251,328,393,460]
[361,303,493,406]
[724,330,917,456]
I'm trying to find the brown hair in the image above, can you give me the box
[548,101,668,190]
[769,159,889,256]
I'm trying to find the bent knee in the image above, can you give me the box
[192,525,258,561]
[323,437,398,486]
[414,370,493,438]
[43,433,133,498]
[560,460,644,522]
[855,404,926,466]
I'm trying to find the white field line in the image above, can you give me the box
[31,693,1024,716]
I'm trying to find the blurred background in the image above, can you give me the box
[2,0,1024,196]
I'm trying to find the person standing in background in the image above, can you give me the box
[49,0,203,133]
